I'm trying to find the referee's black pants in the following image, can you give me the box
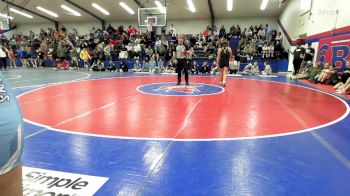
[293,58,302,75]
[176,59,188,84]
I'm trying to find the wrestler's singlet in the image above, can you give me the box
[0,72,23,175]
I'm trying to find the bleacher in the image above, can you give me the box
[9,56,289,73]
[7,28,290,73]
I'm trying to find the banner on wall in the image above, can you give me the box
[317,34,350,71]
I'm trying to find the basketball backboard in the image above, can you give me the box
[138,7,167,27]
[0,17,10,31]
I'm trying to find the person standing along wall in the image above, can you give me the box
[300,43,315,74]
[291,43,305,75]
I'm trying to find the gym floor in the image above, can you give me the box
[4,68,350,195]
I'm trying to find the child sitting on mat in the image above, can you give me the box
[261,61,272,75]
[59,59,70,70]
[107,60,117,72]
[242,63,252,75]
[251,61,260,75]
[132,59,143,72]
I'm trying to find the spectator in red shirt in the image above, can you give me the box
[203,26,210,39]
[109,39,117,48]
[127,26,133,37]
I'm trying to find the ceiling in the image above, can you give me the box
[0,0,285,24]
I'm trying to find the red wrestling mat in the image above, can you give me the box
[18,76,348,140]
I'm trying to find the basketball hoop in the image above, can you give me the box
[138,7,167,27]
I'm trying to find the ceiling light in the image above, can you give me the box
[36,6,59,17]
[260,0,268,10]
[0,13,13,20]
[154,1,166,14]
[187,0,196,13]
[9,8,33,19]
[92,3,110,15]
[61,5,81,16]
[119,2,135,15]
[227,0,233,11]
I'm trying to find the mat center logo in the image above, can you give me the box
[137,82,225,96]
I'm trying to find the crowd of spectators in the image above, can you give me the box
[0,23,286,74]
[199,24,287,61]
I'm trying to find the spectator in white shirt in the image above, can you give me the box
[155,38,162,47]
[126,43,134,59]
[89,27,96,34]
[258,28,266,39]
[262,61,272,75]
[229,60,239,74]
[169,24,176,37]
[262,44,269,58]
[246,28,253,38]
[268,44,274,58]
[276,32,283,42]
[104,44,112,61]
[213,26,219,36]
[133,43,141,59]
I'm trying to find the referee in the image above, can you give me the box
[174,35,190,85]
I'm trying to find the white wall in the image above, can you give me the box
[165,17,278,35]
[8,16,278,36]
[279,0,350,40]
[166,19,209,34]
[109,21,138,29]
[216,17,278,31]
[13,23,55,36]
[62,21,101,35]
[279,0,350,71]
